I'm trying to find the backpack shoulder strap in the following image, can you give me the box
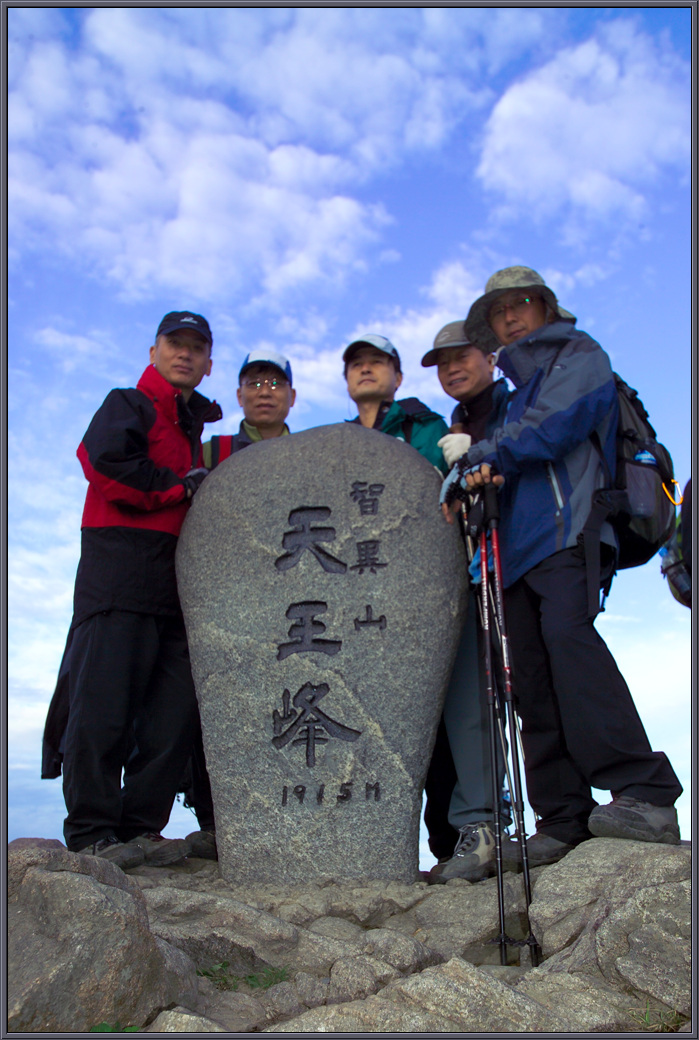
[395,397,437,445]
[583,402,619,618]
[396,397,433,418]
[208,435,236,468]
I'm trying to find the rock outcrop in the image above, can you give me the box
[8,835,691,1033]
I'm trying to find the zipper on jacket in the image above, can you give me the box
[547,462,565,512]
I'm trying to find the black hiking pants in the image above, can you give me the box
[504,548,682,845]
[62,610,200,851]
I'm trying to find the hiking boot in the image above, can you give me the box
[434,821,496,883]
[185,830,218,860]
[127,832,189,866]
[588,797,680,845]
[501,832,577,872]
[426,857,450,884]
[77,835,145,870]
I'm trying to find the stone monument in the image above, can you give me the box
[177,423,467,884]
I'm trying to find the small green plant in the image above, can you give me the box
[627,1001,688,1033]
[196,960,290,992]
[89,1023,139,1033]
[196,960,239,991]
[244,965,289,990]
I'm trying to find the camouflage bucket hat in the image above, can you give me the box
[464,266,575,349]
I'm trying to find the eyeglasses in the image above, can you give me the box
[241,377,289,391]
[489,295,536,321]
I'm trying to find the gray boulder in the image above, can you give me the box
[142,885,361,976]
[326,953,400,1003]
[177,423,467,886]
[264,956,575,1032]
[7,830,691,1032]
[515,969,646,1032]
[378,869,539,964]
[146,1007,228,1031]
[194,977,268,1033]
[528,836,691,956]
[7,839,198,1033]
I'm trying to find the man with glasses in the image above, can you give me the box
[441,267,682,866]
[181,348,296,858]
[203,348,296,465]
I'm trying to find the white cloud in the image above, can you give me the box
[477,21,689,226]
[6,7,510,306]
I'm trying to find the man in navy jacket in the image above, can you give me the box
[442,268,682,866]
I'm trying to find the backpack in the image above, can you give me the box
[582,374,680,616]
[660,514,692,608]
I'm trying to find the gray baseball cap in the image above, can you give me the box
[465,266,575,349]
[421,320,491,367]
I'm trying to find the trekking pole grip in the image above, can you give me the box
[484,481,500,526]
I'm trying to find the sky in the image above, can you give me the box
[7,6,693,867]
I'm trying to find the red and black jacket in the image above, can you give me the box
[71,364,221,626]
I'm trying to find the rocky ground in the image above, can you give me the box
[7,835,691,1032]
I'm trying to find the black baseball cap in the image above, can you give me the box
[156,311,213,345]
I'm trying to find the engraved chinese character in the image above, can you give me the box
[350,540,387,574]
[354,605,387,631]
[277,601,342,660]
[275,507,347,573]
[272,683,361,767]
[350,481,385,515]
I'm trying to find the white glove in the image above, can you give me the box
[438,433,472,469]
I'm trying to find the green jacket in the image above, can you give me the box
[354,397,449,475]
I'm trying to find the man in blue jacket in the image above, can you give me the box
[442,268,682,866]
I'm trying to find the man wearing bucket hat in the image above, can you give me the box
[420,320,514,881]
[441,267,682,865]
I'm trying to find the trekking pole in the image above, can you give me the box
[482,482,542,967]
[463,491,508,965]
[480,522,509,965]
[487,589,536,830]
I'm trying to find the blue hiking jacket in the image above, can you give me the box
[462,322,618,588]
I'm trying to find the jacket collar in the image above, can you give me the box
[451,378,510,430]
[137,364,221,425]
[497,320,577,388]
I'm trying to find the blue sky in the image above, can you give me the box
[8,7,692,863]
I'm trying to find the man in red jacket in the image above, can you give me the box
[45,311,221,869]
